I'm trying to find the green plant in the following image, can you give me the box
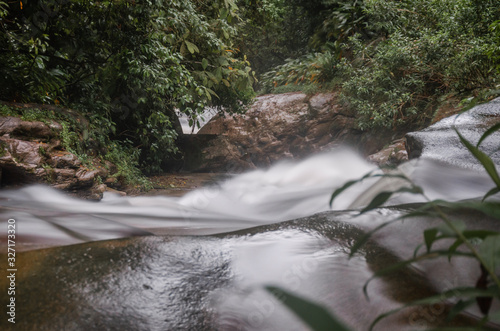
[104,141,152,190]
[38,145,46,156]
[268,122,500,330]
[336,0,500,130]
[0,0,257,174]
[260,51,338,94]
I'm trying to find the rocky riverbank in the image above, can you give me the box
[0,92,473,198]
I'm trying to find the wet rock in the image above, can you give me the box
[184,92,395,172]
[0,115,118,197]
[0,116,62,139]
[368,139,408,167]
[47,152,82,168]
[405,98,500,169]
[0,209,488,331]
[75,168,100,187]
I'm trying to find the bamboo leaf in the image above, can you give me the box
[437,219,466,236]
[446,299,476,322]
[359,186,423,214]
[479,235,500,272]
[455,128,500,188]
[424,228,439,252]
[476,122,500,148]
[483,187,500,201]
[265,286,352,331]
[369,286,499,331]
[329,171,374,206]
[350,209,431,257]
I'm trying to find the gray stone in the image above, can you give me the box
[368,139,408,167]
[406,98,500,170]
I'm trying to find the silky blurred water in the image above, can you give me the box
[0,147,495,251]
[1,147,499,330]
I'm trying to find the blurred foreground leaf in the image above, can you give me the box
[265,286,352,331]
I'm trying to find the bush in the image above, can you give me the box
[0,0,256,174]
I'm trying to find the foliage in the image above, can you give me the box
[0,103,151,187]
[0,0,256,174]
[234,0,313,78]
[266,120,500,331]
[259,51,338,94]
[265,286,351,331]
[259,0,500,131]
[339,0,499,130]
[489,20,500,76]
[338,123,500,330]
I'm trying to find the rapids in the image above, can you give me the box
[0,148,494,250]
[0,147,499,330]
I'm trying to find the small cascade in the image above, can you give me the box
[0,148,495,251]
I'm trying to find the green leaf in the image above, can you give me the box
[437,219,466,237]
[446,299,476,322]
[265,286,352,331]
[483,187,500,201]
[424,228,439,252]
[184,40,199,54]
[455,128,500,188]
[479,235,500,272]
[476,122,500,148]
[202,58,209,70]
[368,286,499,331]
[330,171,374,206]
[447,201,500,219]
[349,209,431,258]
[359,186,423,214]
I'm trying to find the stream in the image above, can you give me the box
[0,148,499,330]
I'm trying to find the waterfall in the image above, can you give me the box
[0,147,495,251]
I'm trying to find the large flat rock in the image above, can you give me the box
[406,98,500,169]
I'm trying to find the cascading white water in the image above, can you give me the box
[0,147,496,251]
[2,146,499,330]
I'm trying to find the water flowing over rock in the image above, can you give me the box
[2,99,500,330]
[405,97,500,169]
[181,92,396,172]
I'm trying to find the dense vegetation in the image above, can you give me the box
[0,0,255,176]
[1,1,500,329]
[254,0,500,130]
[0,0,499,179]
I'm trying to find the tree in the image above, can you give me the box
[0,0,256,173]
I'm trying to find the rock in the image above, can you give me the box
[105,186,127,196]
[183,92,395,172]
[405,97,500,169]
[75,168,100,187]
[0,116,62,139]
[367,139,408,167]
[0,209,488,331]
[48,152,82,168]
[0,115,119,197]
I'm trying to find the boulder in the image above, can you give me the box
[367,139,408,167]
[0,116,62,139]
[183,92,396,172]
[0,209,489,330]
[0,115,118,198]
[405,98,500,170]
